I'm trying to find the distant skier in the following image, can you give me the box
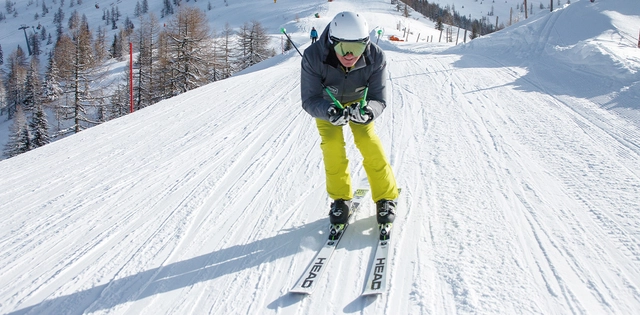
[300,11,399,225]
[310,27,318,44]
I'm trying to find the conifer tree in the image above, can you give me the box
[68,10,80,31]
[29,103,50,148]
[111,6,120,30]
[110,33,122,59]
[5,46,28,119]
[41,1,49,17]
[23,57,42,112]
[0,76,6,116]
[103,9,110,26]
[470,22,480,40]
[43,53,62,103]
[209,28,223,82]
[43,53,63,131]
[161,0,174,18]
[155,30,174,101]
[142,0,149,14]
[40,25,47,41]
[162,6,213,94]
[53,17,104,134]
[30,33,41,56]
[54,7,64,39]
[435,18,444,31]
[93,26,108,62]
[109,82,130,120]
[236,23,251,69]
[236,21,275,70]
[77,14,96,67]
[134,2,142,17]
[4,105,31,158]
[123,16,135,35]
[217,23,236,79]
[134,13,161,108]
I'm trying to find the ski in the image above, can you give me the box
[290,188,370,294]
[362,189,401,296]
[362,223,393,295]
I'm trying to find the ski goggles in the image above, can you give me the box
[331,37,369,57]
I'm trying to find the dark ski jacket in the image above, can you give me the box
[300,25,387,121]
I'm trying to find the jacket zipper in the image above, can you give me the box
[340,66,351,102]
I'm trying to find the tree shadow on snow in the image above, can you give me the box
[7,219,333,315]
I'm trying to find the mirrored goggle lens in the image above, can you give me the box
[334,41,367,57]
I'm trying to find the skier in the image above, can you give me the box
[300,11,399,226]
[310,27,318,44]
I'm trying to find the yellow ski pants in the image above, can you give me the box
[316,118,398,202]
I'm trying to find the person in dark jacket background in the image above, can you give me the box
[310,27,318,44]
[300,11,399,226]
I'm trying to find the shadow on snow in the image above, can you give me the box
[8,219,336,314]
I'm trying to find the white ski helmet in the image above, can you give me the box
[329,11,370,42]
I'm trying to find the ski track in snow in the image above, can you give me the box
[1,0,640,314]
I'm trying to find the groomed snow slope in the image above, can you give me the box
[1,0,640,314]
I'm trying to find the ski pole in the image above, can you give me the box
[281,28,367,113]
[280,28,342,109]
[323,85,344,109]
[325,85,368,112]
[280,28,303,57]
[359,86,369,115]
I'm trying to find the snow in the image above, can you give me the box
[1,0,640,314]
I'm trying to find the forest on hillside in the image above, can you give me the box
[1,0,274,159]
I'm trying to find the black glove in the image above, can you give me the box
[327,106,349,126]
[348,102,373,125]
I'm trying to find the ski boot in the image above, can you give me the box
[329,199,352,225]
[328,199,352,240]
[376,199,396,224]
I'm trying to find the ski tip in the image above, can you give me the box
[354,188,369,198]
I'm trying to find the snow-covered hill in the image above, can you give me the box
[0,0,561,158]
[1,0,640,314]
[0,0,534,57]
